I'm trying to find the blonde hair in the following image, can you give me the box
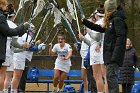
[102,10,116,28]
[0,0,8,8]
[0,0,8,10]
[126,38,132,47]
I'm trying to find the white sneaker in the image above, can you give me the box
[51,89,57,93]
[57,90,61,93]
[0,91,4,93]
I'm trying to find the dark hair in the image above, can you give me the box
[96,4,105,16]
[89,13,96,20]
[7,4,16,18]
[57,31,66,39]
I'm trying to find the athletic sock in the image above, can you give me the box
[54,87,57,90]
[58,88,62,92]
[11,89,17,93]
[52,87,57,92]
[3,89,8,93]
[84,90,88,93]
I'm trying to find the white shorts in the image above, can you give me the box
[13,57,25,70]
[54,64,70,73]
[81,58,86,69]
[2,55,13,67]
[7,61,14,71]
[100,46,104,63]
[90,44,104,65]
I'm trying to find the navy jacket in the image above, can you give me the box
[119,48,139,84]
[82,6,128,66]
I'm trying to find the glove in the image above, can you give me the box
[38,43,46,50]
[135,68,139,72]
[28,45,38,51]
[49,43,52,47]
[81,15,85,22]
[133,66,139,72]
[17,22,30,37]
[27,42,46,52]
[78,33,84,40]
[42,3,54,16]
[83,58,90,69]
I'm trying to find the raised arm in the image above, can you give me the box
[82,19,105,33]
[79,33,91,46]
[0,15,28,36]
[11,37,24,49]
[49,43,56,56]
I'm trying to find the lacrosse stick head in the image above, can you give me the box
[34,0,38,4]
[49,0,59,8]
[42,3,54,16]
[7,4,16,19]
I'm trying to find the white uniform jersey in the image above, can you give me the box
[52,43,72,66]
[90,18,104,65]
[2,20,17,67]
[13,33,33,70]
[13,33,33,60]
[80,33,91,59]
[6,20,18,56]
[80,33,91,69]
[96,18,104,45]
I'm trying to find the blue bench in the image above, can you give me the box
[131,72,140,93]
[134,71,140,78]
[26,69,82,92]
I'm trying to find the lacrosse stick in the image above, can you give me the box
[14,0,29,21]
[26,0,38,42]
[26,0,47,42]
[51,3,80,49]
[51,0,81,50]
[72,0,81,34]
[75,0,85,17]
[49,28,60,44]
[53,7,79,43]
[34,6,52,41]
[43,26,56,44]
[28,5,53,44]
[66,0,76,20]
[32,0,46,19]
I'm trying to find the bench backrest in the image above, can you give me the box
[135,72,140,78]
[39,70,54,77]
[68,70,81,77]
[28,69,140,78]
[28,69,81,77]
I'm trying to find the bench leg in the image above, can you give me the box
[47,83,50,92]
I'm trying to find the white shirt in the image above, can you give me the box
[13,33,33,61]
[90,18,104,45]
[80,33,91,58]
[6,20,17,56]
[52,43,72,66]
[96,18,104,45]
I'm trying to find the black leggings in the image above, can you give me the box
[122,83,132,93]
